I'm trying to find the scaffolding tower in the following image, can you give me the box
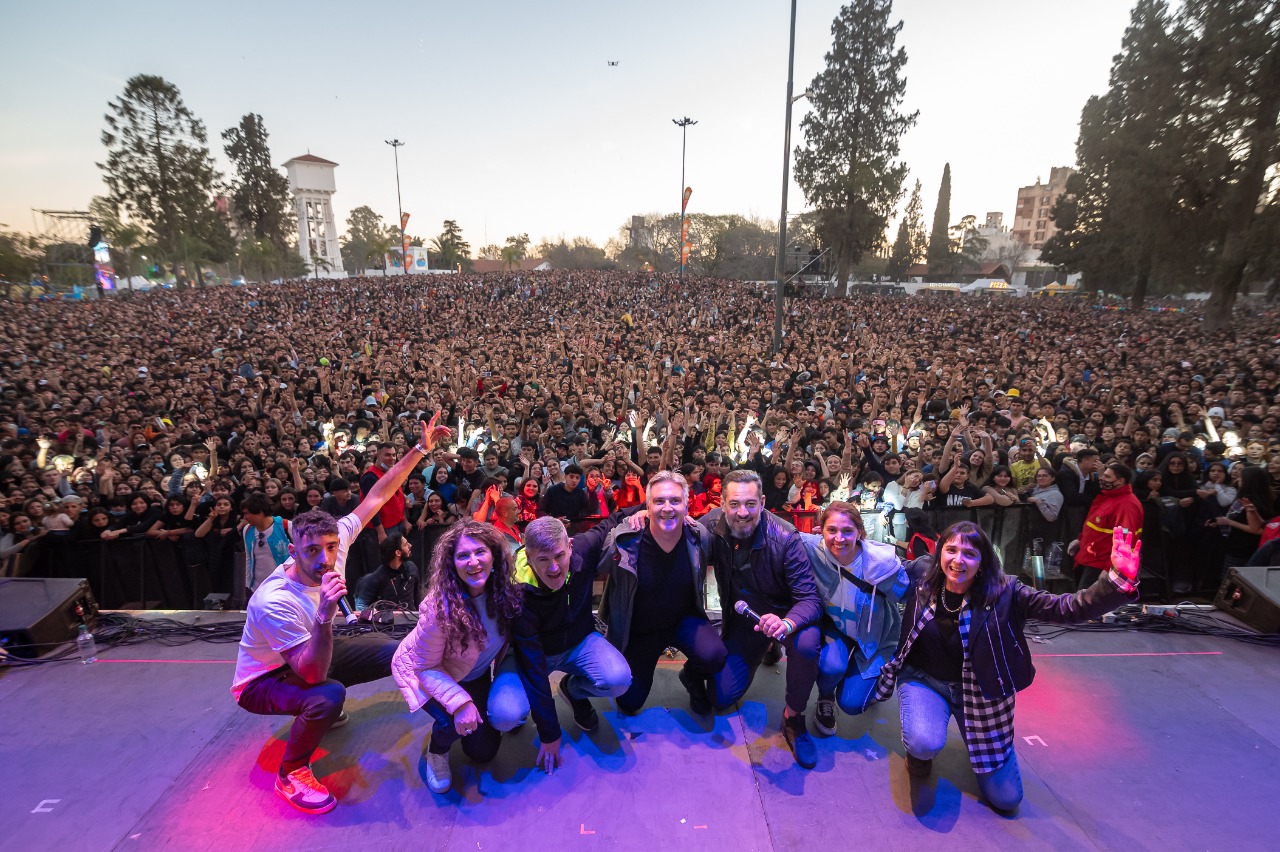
[34,209,95,292]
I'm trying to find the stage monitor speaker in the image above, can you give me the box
[0,578,99,659]
[1215,566,1280,634]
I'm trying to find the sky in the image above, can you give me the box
[0,0,1135,252]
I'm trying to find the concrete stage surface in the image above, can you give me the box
[2,614,1277,852]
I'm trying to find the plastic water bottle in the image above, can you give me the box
[76,625,97,664]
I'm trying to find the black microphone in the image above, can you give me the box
[336,596,358,625]
[734,599,763,624]
[325,567,358,625]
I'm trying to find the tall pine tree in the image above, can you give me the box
[794,0,917,295]
[1044,0,1279,324]
[222,114,293,249]
[926,163,951,272]
[886,179,924,280]
[100,75,220,261]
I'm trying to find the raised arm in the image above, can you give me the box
[351,416,447,532]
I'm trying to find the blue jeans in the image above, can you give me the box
[488,631,633,728]
[898,665,1023,811]
[714,620,820,714]
[423,669,504,762]
[816,633,878,715]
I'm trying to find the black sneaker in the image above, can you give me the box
[906,754,933,778]
[813,698,837,736]
[557,677,600,731]
[678,665,713,716]
[762,640,783,667]
[330,710,349,729]
[783,713,818,769]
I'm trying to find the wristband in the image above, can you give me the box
[781,618,796,637]
[413,443,430,456]
[316,612,334,626]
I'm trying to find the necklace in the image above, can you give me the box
[940,588,966,614]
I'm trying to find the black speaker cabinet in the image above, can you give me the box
[0,578,99,659]
[1215,566,1280,634]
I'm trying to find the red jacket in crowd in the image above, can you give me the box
[1076,484,1144,570]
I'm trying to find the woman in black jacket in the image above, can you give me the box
[874,520,1140,813]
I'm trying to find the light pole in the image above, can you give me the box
[772,0,798,355]
[672,116,697,282]
[385,139,405,275]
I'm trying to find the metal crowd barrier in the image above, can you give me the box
[775,504,1079,587]
[19,508,1107,611]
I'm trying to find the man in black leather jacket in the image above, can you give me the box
[702,469,823,768]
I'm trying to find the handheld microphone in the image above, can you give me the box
[734,599,763,624]
[336,596,358,625]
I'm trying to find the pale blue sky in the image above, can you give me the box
[1,0,1133,250]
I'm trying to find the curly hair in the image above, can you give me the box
[423,520,522,655]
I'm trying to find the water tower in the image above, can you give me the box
[283,154,346,278]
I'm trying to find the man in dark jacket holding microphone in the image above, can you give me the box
[702,469,823,768]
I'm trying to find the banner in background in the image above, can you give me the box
[400,212,412,272]
[680,187,692,273]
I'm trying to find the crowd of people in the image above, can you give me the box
[2,271,1277,589]
[3,270,1278,815]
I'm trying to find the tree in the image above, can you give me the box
[431,220,472,270]
[926,163,952,272]
[535,237,616,270]
[1044,1,1203,306]
[952,214,988,269]
[1044,0,1280,321]
[100,75,220,258]
[222,114,293,247]
[794,0,918,296]
[984,237,1030,273]
[499,233,531,271]
[504,232,531,259]
[0,231,38,289]
[885,179,925,279]
[1192,0,1280,329]
[368,233,393,276]
[341,205,386,274]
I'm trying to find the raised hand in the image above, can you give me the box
[1111,527,1141,582]
[419,412,449,453]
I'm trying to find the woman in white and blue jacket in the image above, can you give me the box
[801,501,911,737]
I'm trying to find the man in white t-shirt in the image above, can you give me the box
[233,417,446,815]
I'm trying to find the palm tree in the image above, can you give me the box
[110,223,144,287]
[368,235,393,277]
[175,232,213,288]
[311,256,332,281]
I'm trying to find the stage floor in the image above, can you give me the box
[2,613,1278,851]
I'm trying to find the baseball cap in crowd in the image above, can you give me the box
[1005,389,1020,398]
[1162,428,1180,439]
[1207,407,1225,418]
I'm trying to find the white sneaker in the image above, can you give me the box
[424,748,452,793]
